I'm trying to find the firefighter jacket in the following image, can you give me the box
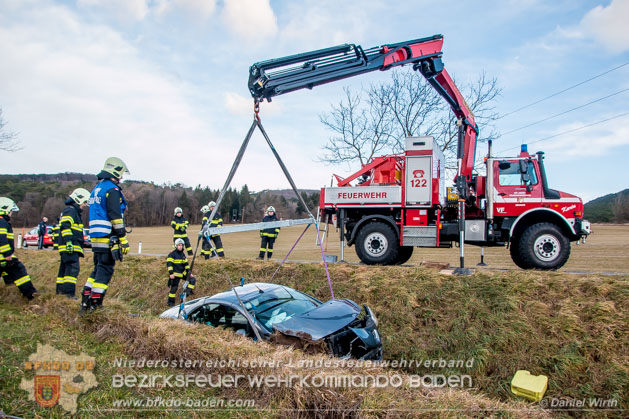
[51,222,60,250]
[171,215,189,238]
[88,179,127,251]
[166,249,189,279]
[260,214,280,238]
[0,215,16,262]
[59,200,84,255]
[202,211,223,237]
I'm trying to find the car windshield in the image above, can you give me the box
[244,287,320,332]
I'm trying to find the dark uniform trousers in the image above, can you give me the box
[1,259,37,299]
[259,236,276,259]
[168,276,196,306]
[57,253,80,296]
[83,251,115,308]
[202,235,224,259]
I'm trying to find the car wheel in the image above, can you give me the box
[355,222,399,265]
[517,223,570,270]
[395,246,414,265]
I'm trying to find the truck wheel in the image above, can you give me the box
[355,222,399,265]
[396,246,414,265]
[517,223,570,270]
[509,237,531,269]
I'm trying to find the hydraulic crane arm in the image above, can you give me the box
[248,34,479,181]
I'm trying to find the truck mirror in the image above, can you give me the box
[498,161,511,170]
[518,159,527,174]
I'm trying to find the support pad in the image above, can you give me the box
[453,267,473,276]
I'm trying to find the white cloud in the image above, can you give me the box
[533,117,629,159]
[580,0,629,53]
[77,0,150,21]
[220,0,277,41]
[152,0,217,20]
[0,2,226,185]
[224,91,281,116]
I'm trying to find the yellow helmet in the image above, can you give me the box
[69,188,90,205]
[102,157,129,180]
[0,197,19,215]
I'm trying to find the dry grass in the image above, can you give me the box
[1,249,627,417]
[119,223,629,273]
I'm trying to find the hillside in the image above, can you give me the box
[0,173,319,227]
[1,251,627,417]
[584,188,629,223]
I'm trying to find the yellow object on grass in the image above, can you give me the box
[511,370,548,402]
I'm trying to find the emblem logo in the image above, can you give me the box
[34,375,61,407]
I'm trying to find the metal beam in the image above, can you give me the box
[204,218,314,237]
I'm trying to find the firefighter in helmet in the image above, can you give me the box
[81,157,130,311]
[258,206,280,260]
[201,201,225,258]
[56,188,90,297]
[0,197,38,300]
[171,207,192,256]
[166,238,195,307]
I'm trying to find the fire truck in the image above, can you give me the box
[248,35,591,270]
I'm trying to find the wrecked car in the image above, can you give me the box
[159,282,382,360]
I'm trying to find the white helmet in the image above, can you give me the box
[174,207,183,215]
[102,157,129,180]
[267,206,276,213]
[174,238,185,247]
[0,197,19,215]
[208,201,216,208]
[200,205,209,213]
[69,188,90,205]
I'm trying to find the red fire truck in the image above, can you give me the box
[248,35,591,270]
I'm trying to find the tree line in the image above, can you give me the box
[0,173,320,228]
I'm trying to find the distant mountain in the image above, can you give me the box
[584,188,629,223]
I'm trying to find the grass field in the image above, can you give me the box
[1,240,627,417]
[122,223,629,273]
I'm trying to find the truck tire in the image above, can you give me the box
[355,222,399,265]
[516,223,570,270]
[509,237,531,269]
[396,246,414,265]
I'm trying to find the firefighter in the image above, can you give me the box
[166,238,195,307]
[81,157,130,311]
[171,207,192,256]
[258,206,280,260]
[0,197,38,300]
[201,201,224,258]
[51,217,60,251]
[56,188,90,297]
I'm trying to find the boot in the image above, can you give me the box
[80,289,92,312]
[89,293,103,310]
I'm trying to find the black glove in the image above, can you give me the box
[110,237,123,261]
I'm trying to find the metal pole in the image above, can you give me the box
[138,241,142,254]
[477,247,488,266]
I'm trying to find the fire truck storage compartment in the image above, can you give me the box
[404,137,445,207]
[464,220,487,242]
[402,226,437,247]
[406,209,428,226]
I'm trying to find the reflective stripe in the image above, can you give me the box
[187,284,195,289]
[90,219,112,227]
[91,282,109,290]
[260,248,267,252]
[61,276,77,284]
[56,277,64,284]
[168,293,176,298]
[14,275,31,286]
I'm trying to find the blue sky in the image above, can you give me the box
[1,0,628,203]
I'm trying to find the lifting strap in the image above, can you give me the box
[189,105,335,299]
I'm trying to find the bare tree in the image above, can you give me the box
[319,69,501,170]
[611,192,628,223]
[0,107,21,152]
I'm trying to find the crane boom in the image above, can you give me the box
[248,34,479,181]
